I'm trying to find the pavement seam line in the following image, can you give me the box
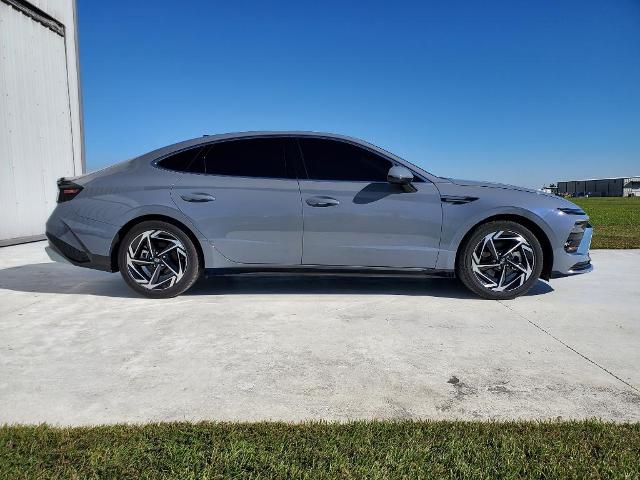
[498,300,639,394]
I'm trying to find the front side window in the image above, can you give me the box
[298,138,393,182]
[200,138,287,178]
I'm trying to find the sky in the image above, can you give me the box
[78,0,640,188]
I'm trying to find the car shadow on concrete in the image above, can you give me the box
[187,275,554,298]
[0,262,554,299]
[0,262,140,298]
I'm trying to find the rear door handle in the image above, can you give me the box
[306,196,340,207]
[180,192,215,203]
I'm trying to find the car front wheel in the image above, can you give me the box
[118,220,202,298]
[456,220,544,300]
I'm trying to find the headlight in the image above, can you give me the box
[558,207,586,215]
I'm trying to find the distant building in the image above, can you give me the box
[556,177,640,197]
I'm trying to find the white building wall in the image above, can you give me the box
[623,177,640,197]
[29,0,83,173]
[0,0,83,245]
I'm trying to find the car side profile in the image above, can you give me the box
[45,132,593,299]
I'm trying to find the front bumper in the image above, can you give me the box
[551,225,593,277]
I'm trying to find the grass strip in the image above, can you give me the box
[572,197,640,248]
[1,420,639,479]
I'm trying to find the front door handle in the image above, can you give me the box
[306,196,340,207]
[180,192,215,203]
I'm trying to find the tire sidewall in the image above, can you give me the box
[118,221,201,298]
[457,221,544,300]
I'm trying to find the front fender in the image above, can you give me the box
[435,204,556,271]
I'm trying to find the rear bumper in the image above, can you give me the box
[45,204,118,272]
[45,233,113,271]
[45,244,71,265]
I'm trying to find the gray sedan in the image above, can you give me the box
[46,132,592,299]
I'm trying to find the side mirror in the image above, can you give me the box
[387,165,414,185]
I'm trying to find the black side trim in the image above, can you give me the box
[205,266,455,279]
[47,233,89,263]
[441,195,479,204]
[87,254,112,271]
[550,260,593,278]
[1,0,65,36]
[570,260,592,271]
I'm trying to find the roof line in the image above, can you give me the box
[557,176,640,182]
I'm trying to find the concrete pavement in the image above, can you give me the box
[0,241,638,425]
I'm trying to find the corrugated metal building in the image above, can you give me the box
[0,0,83,246]
[557,177,640,197]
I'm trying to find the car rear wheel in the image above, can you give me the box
[118,220,202,298]
[456,220,543,300]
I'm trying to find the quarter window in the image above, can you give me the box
[156,147,204,172]
[298,138,393,182]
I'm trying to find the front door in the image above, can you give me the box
[171,137,302,265]
[297,137,442,268]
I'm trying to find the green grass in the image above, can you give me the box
[571,197,640,249]
[1,420,639,479]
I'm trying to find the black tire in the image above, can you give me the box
[118,220,202,298]
[456,220,544,300]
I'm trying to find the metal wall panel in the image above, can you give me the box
[557,177,637,196]
[595,179,609,196]
[557,181,567,194]
[609,178,623,196]
[0,1,76,242]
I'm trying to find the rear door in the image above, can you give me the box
[297,137,442,268]
[170,137,303,265]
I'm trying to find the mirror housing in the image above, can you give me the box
[387,165,414,185]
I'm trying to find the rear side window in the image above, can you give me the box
[201,138,287,178]
[298,138,392,182]
[156,147,204,172]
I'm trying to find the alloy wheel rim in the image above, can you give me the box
[126,230,187,290]
[471,230,535,292]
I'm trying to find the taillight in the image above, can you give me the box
[57,178,83,203]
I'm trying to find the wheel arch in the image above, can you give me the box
[455,214,554,281]
[109,214,205,272]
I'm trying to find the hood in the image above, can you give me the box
[446,178,550,196]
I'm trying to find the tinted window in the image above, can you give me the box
[299,138,392,182]
[201,138,287,178]
[157,147,203,172]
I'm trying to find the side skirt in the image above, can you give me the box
[204,266,455,279]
